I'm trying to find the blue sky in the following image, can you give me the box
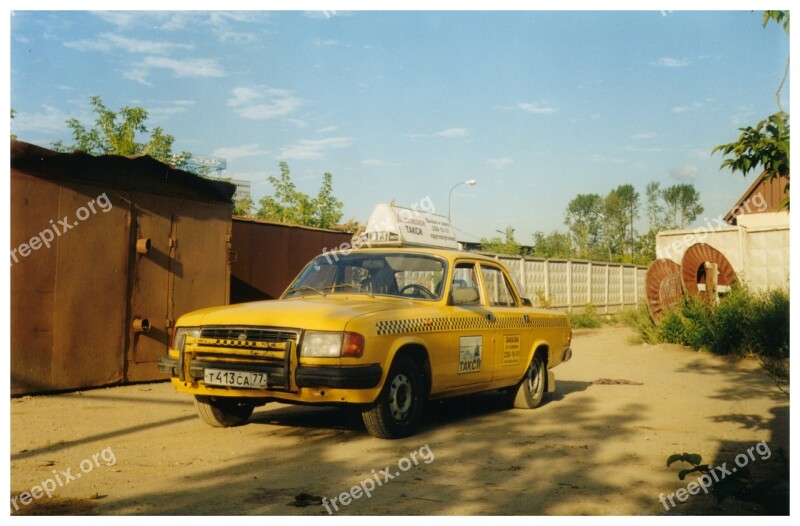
[8,7,791,244]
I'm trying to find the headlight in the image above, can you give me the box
[172,327,201,352]
[300,331,365,358]
[301,332,343,357]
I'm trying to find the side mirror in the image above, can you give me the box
[521,297,533,307]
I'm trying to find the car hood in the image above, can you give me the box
[176,295,422,331]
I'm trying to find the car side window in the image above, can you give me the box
[480,266,518,307]
[451,263,481,305]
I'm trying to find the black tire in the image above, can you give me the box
[510,354,546,409]
[361,355,424,439]
[194,395,254,427]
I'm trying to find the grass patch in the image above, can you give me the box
[568,303,607,329]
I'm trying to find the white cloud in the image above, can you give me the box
[630,132,657,140]
[278,137,353,160]
[228,87,302,120]
[92,11,140,28]
[124,68,152,86]
[90,12,265,43]
[669,164,698,181]
[65,33,193,55]
[148,100,196,115]
[312,38,339,47]
[517,102,558,115]
[655,57,690,68]
[436,128,470,139]
[212,143,267,161]
[304,11,347,19]
[361,159,387,167]
[671,102,704,113]
[317,125,338,133]
[140,56,225,78]
[486,157,513,169]
[11,105,68,134]
[208,12,258,43]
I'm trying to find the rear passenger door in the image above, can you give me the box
[478,263,532,382]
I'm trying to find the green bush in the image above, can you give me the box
[568,303,603,329]
[709,285,753,355]
[749,288,790,359]
[616,306,660,344]
[623,285,790,359]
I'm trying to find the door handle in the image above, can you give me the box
[486,312,496,322]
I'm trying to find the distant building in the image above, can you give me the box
[229,179,251,201]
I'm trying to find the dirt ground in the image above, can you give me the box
[9,327,789,516]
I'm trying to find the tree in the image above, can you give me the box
[645,181,669,232]
[531,231,573,259]
[233,196,253,217]
[712,11,790,208]
[662,183,704,229]
[638,181,671,262]
[605,184,639,259]
[51,96,190,167]
[712,112,789,206]
[564,194,604,259]
[480,226,522,255]
[11,109,17,141]
[314,172,344,229]
[257,162,344,228]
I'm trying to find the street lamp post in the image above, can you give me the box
[448,179,476,221]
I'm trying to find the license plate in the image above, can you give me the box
[203,369,267,389]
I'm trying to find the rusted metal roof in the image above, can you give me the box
[723,172,789,225]
[11,140,236,203]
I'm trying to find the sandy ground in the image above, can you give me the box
[10,327,789,516]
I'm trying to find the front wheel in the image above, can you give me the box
[194,395,254,427]
[361,355,424,439]
[510,355,546,409]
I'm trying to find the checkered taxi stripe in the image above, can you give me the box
[376,315,566,336]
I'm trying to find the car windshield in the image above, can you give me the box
[284,252,447,301]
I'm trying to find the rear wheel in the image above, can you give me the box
[510,354,546,409]
[362,355,424,439]
[194,395,254,427]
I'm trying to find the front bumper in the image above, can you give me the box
[158,356,382,390]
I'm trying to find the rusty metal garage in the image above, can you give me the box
[10,141,236,395]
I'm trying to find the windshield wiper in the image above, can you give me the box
[323,283,374,297]
[288,286,326,297]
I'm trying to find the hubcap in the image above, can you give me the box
[528,359,542,394]
[389,373,413,421]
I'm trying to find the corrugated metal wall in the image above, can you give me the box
[229,218,353,303]
[10,142,235,395]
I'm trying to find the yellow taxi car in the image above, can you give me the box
[159,204,572,438]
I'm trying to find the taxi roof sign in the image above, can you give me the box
[355,203,460,250]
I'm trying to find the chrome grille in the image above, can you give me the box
[200,327,299,343]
